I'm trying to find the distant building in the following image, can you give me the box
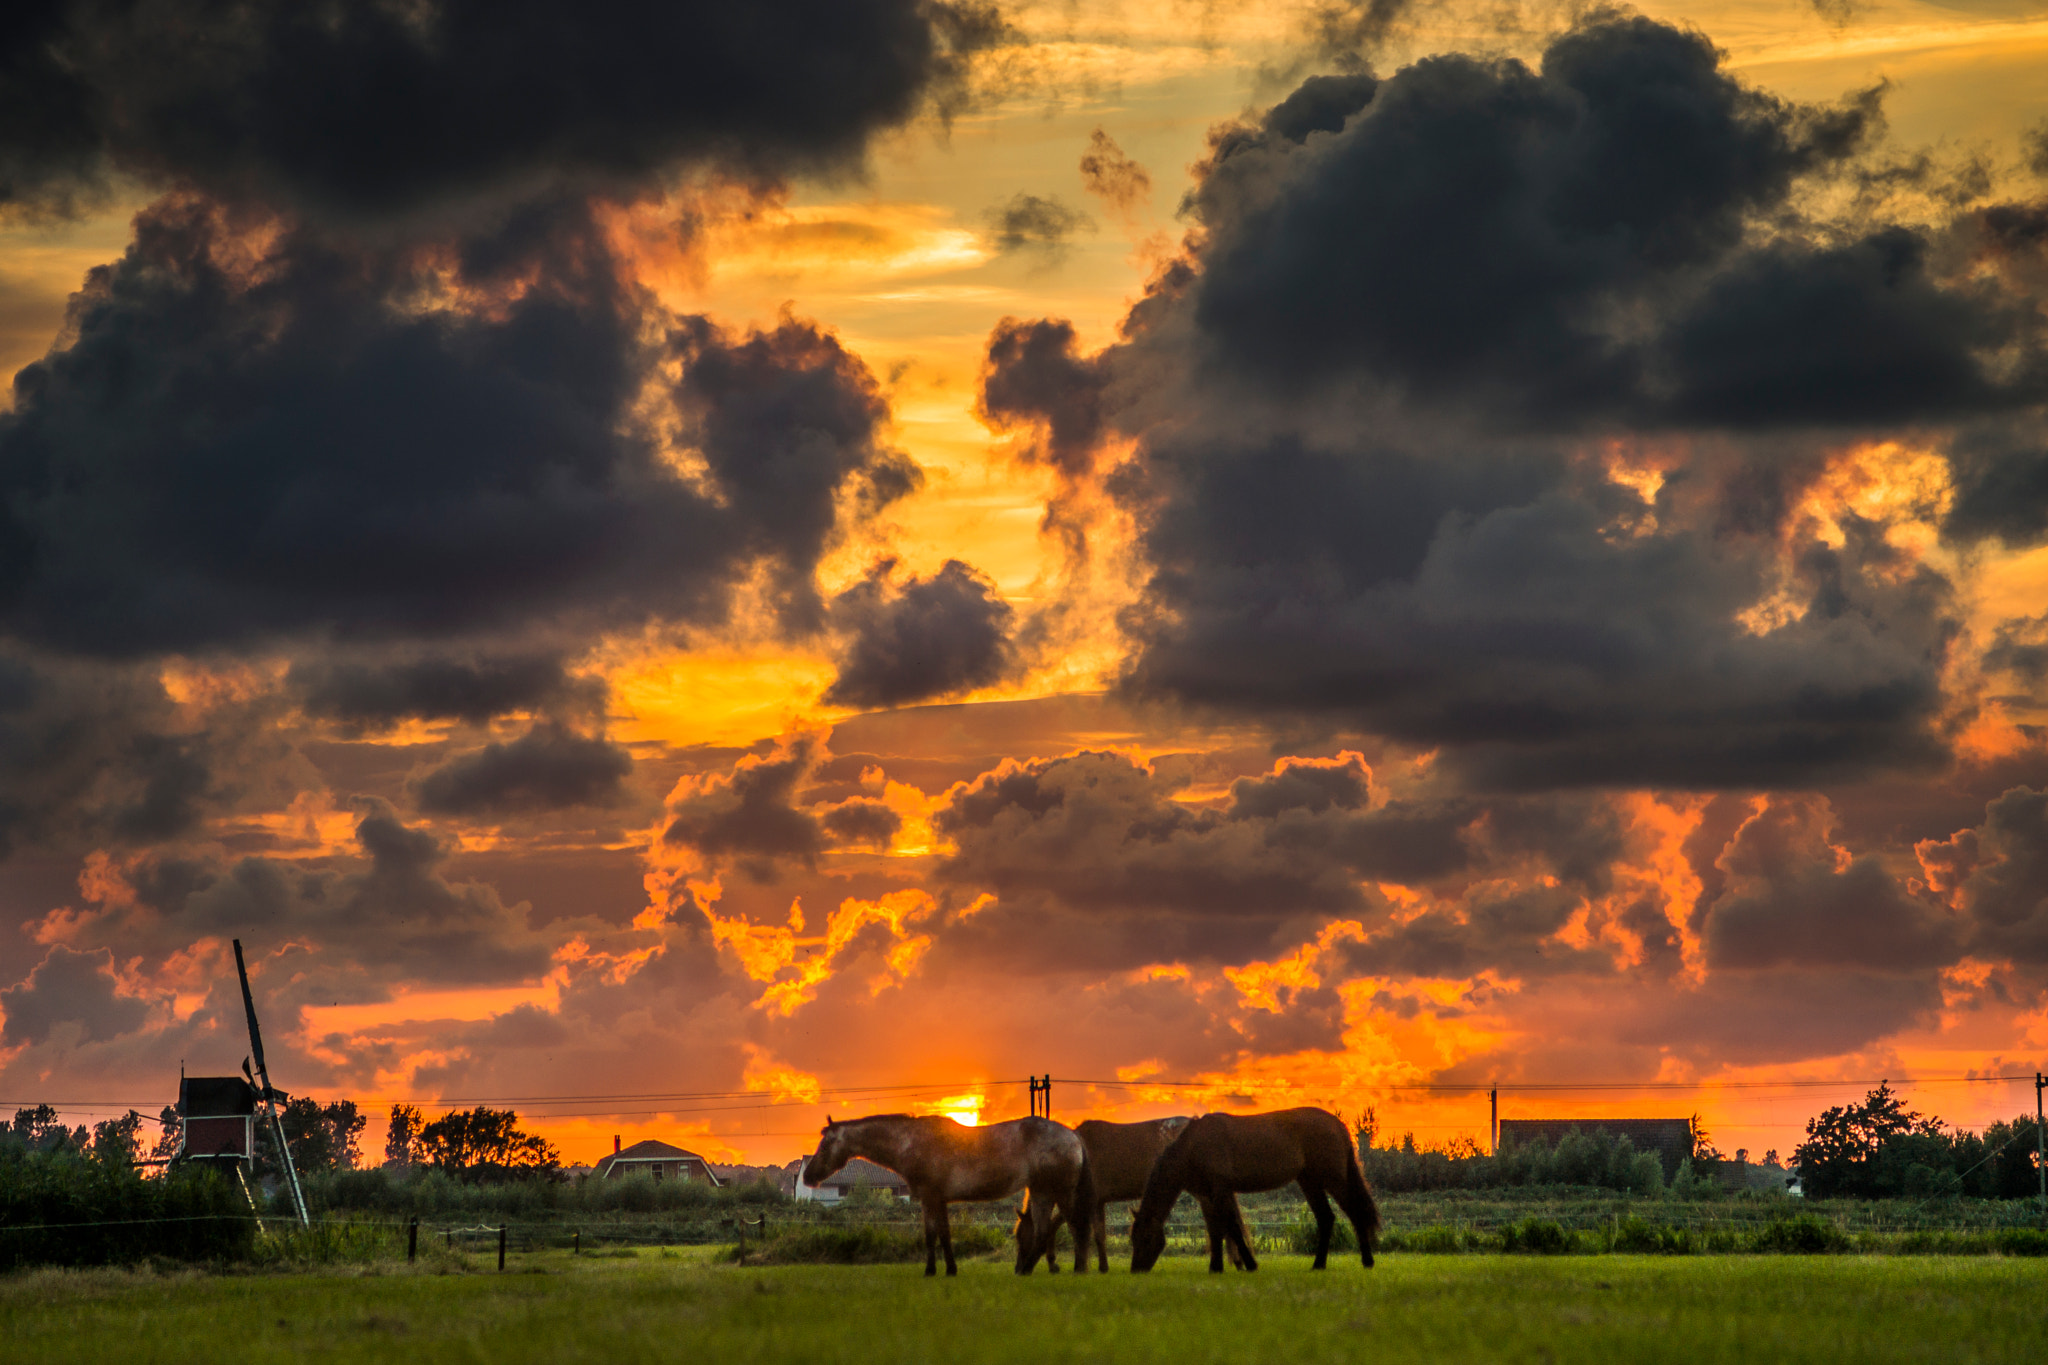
[795,1155,911,1203]
[594,1136,723,1184]
[1496,1117,1695,1181]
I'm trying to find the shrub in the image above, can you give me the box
[749,1223,1008,1265]
[1993,1228,2048,1257]
[1499,1218,1576,1254]
[1609,1216,1691,1254]
[0,1150,254,1269]
[1284,1211,1360,1255]
[1750,1214,1849,1254]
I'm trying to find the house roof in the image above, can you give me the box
[179,1076,259,1118]
[815,1157,908,1188]
[594,1139,723,1182]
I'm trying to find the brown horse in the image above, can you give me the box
[1128,1108,1380,1273]
[1045,1117,1244,1272]
[803,1113,1094,1276]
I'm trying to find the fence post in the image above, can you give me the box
[498,1224,507,1271]
[407,1217,418,1263]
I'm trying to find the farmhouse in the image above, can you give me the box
[1495,1117,1695,1181]
[593,1136,723,1184]
[795,1155,911,1203]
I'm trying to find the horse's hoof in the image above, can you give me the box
[946,1266,959,1277]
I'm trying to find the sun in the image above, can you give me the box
[926,1093,983,1127]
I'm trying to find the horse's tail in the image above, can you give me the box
[1069,1147,1096,1262]
[1346,1141,1382,1253]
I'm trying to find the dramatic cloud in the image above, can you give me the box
[291,652,605,729]
[0,0,999,224]
[39,805,552,987]
[0,198,913,657]
[0,945,149,1047]
[1918,786,2048,965]
[826,559,1016,709]
[976,13,2048,789]
[412,725,634,816]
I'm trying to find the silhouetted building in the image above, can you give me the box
[175,1076,260,1165]
[594,1136,723,1184]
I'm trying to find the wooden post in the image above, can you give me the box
[407,1217,418,1263]
[1489,1089,1498,1156]
[498,1224,507,1271]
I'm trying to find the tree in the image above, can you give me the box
[151,1105,181,1161]
[267,1098,367,1173]
[6,1105,86,1155]
[1794,1083,1940,1198]
[89,1112,144,1167]
[385,1103,422,1167]
[414,1107,559,1180]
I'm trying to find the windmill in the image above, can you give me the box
[233,939,309,1226]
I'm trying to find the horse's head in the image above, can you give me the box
[803,1118,855,1187]
[1129,1211,1168,1272]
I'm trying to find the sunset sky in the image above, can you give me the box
[3,0,2047,1171]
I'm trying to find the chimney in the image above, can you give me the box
[614,1135,621,1154]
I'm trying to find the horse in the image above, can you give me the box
[803,1113,1094,1276]
[1035,1117,1245,1272]
[1128,1107,1380,1273]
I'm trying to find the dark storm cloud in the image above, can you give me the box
[27,803,551,987]
[977,317,1109,478]
[671,314,921,632]
[981,193,1094,257]
[964,13,2036,789]
[820,798,901,847]
[825,559,1017,709]
[1190,17,1906,419]
[0,945,150,1046]
[0,197,914,657]
[930,749,1633,970]
[412,724,634,816]
[291,652,605,729]
[1702,795,1961,972]
[1917,786,2048,964]
[0,648,280,857]
[661,738,826,872]
[0,0,1000,223]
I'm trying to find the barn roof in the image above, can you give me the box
[593,1139,723,1183]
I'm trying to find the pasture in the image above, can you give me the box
[4,1248,2043,1365]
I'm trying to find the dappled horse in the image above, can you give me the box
[803,1114,1093,1276]
[1129,1108,1380,1273]
[1035,1117,1245,1272]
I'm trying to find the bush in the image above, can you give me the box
[749,1223,1008,1265]
[1499,1218,1577,1254]
[0,1150,255,1270]
[1284,1211,1360,1255]
[1750,1214,1849,1254]
[1609,1216,1691,1254]
[1378,1224,1475,1254]
[1993,1228,2048,1257]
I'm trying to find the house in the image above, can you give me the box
[593,1136,723,1184]
[1495,1117,1695,1181]
[795,1155,911,1203]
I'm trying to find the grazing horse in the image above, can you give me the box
[803,1113,1093,1276]
[1129,1108,1380,1273]
[1038,1117,1244,1272]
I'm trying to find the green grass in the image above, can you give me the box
[3,1251,2044,1364]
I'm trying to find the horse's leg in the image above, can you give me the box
[938,1201,958,1277]
[1300,1180,1336,1270]
[922,1199,943,1277]
[1335,1162,1380,1269]
[1221,1191,1257,1272]
[1192,1188,1227,1273]
[1092,1202,1108,1274]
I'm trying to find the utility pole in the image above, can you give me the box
[1029,1076,1052,1119]
[234,939,309,1226]
[2035,1072,2044,1217]
[1490,1088,1498,1157]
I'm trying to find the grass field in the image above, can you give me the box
[4,1248,2043,1364]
